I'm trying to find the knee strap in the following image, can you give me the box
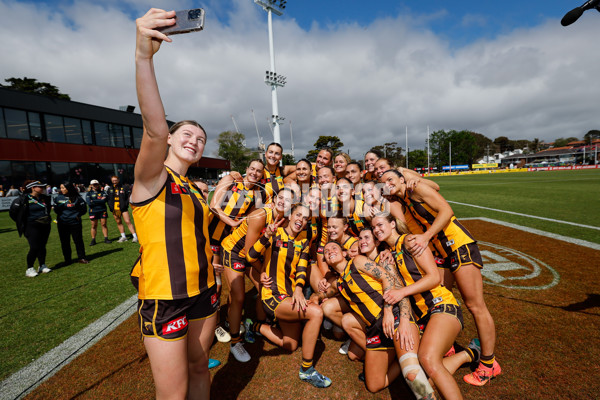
[399,353,435,400]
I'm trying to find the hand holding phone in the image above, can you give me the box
[157,9,205,35]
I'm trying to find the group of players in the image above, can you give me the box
[132,8,500,400]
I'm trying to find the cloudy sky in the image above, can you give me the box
[1,0,598,159]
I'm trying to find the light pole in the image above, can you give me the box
[255,0,287,145]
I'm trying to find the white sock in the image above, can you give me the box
[121,233,126,238]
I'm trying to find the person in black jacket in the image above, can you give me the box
[86,180,111,245]
[107,175,138,243]
[54,182,89,265]
[9,180,53,277]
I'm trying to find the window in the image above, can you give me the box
[123,126,132,148]
[64,117,83,144]
[45,114,66,142]
[28,112,42,140]
[5,108,29,140]
[132,127,143,149]
[0,108,6,138]
[109,124,124,148]
[94,122,110,147]
[50,162,70,184]
[82,120,93,145]
[12,161,37,183]
[0,160,10,187]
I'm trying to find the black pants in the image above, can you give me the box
[24,222,51,269]
[57,222,86,262]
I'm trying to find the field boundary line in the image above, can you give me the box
[0,294,138,400]
[449,201,600,231]
[462,217,600,250]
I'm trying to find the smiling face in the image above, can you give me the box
[323,242,346,271]
[296,160,312,184]
[305,187,321,213]
[288,205,309,235]
[265,144,282,167]
[345,163,362,185]
[381,170,404,196]
[111,176,120,186]
[168,124,206,164]
[275,189,294,215]
[336,180,353,203]
[60,184,68,195]
[245,161,264,185]
[317,167,334,189]
[327,217,347,242]
[316,150,332,169]
[361,181,382,206]
[358,229,378,255]
[371,215,395,243]
[374,159,393,179]
[364,152,379,173]
[334,155,349,175]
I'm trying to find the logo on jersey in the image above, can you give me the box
[163,316,188,335]
[276,240,283,248]
[367,335,381,345]
[170,183,189,195]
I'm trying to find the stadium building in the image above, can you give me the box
[0,87,229,189]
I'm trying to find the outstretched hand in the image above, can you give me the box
[136,8,176,60]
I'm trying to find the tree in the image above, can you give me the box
[370,142,404,166]
[493,136,513,153]
[281,153,296,166]
[407,149,428,170]
[529,138,541,154]
[553,137,578,148]
[1,77,70,100]
[584,130,600,145]
[306,136,344,161]
[470,132,495,161]
[217,131,258,172]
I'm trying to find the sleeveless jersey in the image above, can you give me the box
[208,181,259,245]
[389,234,457,320]
[398,191,475,258]
[337,259,385,327]
[130,166,215,300]
[247,227,309,300]
[341,235,358,252]
[221,207,275,258]
[346,199,366,237]
[261,165,285,203]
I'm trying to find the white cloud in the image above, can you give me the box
[0,0,598,161]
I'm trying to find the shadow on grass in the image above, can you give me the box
[0,227,16,234]
[486,291,600,317]
[52,248,123,270]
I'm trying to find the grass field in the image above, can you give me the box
[1,168,599,396]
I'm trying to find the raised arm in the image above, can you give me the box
[132,8,176,202]
[209,175,242,228]
[400,167,440,192]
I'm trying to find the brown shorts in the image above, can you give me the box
[262,293,289,321]
[137,286,218,341]
[223,248,248,273]
[416,303,463,334]
[366,304,400,351]
[441,242,483,273]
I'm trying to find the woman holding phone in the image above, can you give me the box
[131,9,217,399]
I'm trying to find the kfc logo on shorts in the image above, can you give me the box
[367,335,381,345]
[211,245,220,253]
[434,256,445,265]
[233,262,244,271]
[211,293,218,305]
[163,315,188,335]
[278,294,287,300]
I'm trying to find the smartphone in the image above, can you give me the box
[157,9,205,35]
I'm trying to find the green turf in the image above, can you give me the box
[428,169,600,244]
[0,168,598,381]
[0,212,138,380]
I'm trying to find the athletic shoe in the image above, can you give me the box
[78,259,90,264]
[132,237,138,243]
[38,265,52,274]
[322,318,333,330]
[117,236,128,243]
[215,326,231,343]
[230,342,251,363]
[339,339,351,355]
[208,359,221,369]
[299,366,332,388]
[25,267,38,278]
[444,344,456,357]
[243,318,255,344]
[90,238,96,246]
[104,237,112,244]
[464,360,502,386]
[358,371,365,382]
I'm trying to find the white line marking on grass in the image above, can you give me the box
[0,294,138,400]
[449,201,600,231]
[462,217,600,250]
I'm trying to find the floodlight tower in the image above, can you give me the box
[255,0,287,145]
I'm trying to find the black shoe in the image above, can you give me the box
[104,237,112,244]
[358,372,365,382]
[90,239,96,246]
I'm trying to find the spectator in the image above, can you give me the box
[106,175,138,243]
[9,180,53,277]
[6,185,20,197]
[54,182,89,265]
[86,179,111,245]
